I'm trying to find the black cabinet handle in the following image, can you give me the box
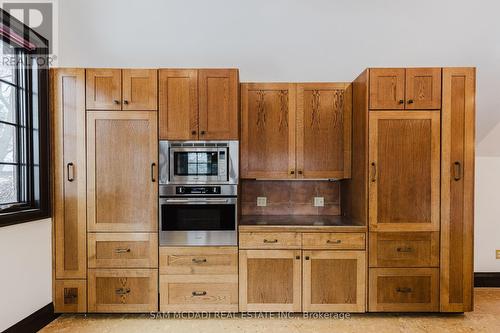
[290,170,295,175]
[200,130,206,135]
[327,239,342,244]
[453,161,462,181]
[370,162,377,182]
[123,100,129,105]
[115,288,131,295]
[305,256,310,260]
[67,162,74,182]
[396,287,412,293]
[263,239,278,244]
[192,291,207,296]
[295,255,300,260]
[407,99,414,104]
[396,247,412,253]
[398,100,404,104]
[298,170,303,175]
[192,258,207,264]
[191,130,197,135]
[113,100,120,105]
[151,163,156,182]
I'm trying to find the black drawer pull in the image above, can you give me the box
[192,258,207,264]
[263,239,278,243]
[327,239,342,244]
[192,291,207,296]
[396,287,412,293]
[115,288,131,295]
[396,247,413,253]
[115,248,131,254]
[67,162,75,182]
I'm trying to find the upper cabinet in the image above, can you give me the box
[86,69,157,111]
[297,83,352,179]
[241,82,351,180]
[369,68,441,110]
[241,83,296,179]
[159,68,239,140]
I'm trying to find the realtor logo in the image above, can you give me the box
[1,0,58,59]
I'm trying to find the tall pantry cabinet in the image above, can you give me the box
[348,67,475,312]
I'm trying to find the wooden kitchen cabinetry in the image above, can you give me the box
[239,229,366,312]
[51,68,87,312]
[241,82,351,180]
[369,68,441,110]
[86,68,157,110]
[86,111,158,232]
[159,68,239,140]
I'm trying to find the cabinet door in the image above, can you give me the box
[239,250,301,312]
[54,279,87,313]
[440,68,475,312]
[303,251,365,312]
[405,68,441,109]
[296,83,352,179]
[51,68,87,279]
[88,269,158,313]
[122,69,157,110]
[86,69,122,110]
[240,83,296,179]
[158,69,198,140]
[198,69,239,140]
[369,111,440,231]
[369,68,405,109]
[87,111,158,232]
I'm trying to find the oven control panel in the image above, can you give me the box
[176,186,221,195]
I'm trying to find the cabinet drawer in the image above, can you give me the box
[88,269,158,313]
[159,247,237,275]
[54,279,87,313]
[369,232,439,267]
[88,233,158,268]
[302,233,365,250]
[239,232,301,249]
[369,268,439,312]
[160,275,238,312]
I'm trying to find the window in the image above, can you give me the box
[0,10,50,226]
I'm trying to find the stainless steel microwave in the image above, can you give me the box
[159,141,238,185]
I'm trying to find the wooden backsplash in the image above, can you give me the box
[241,180,340,215]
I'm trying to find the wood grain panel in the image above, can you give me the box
[158,69,198,140]
[440,67,475,312]
[51,68,87,279]
[369,111,440,231]
[122,69,157,110]
[198,69,239,139]
[88,233,158,268]
[87,111,157,232]
[239,250,301,312]
[369,68,405,109]
[241,83,296,179]
[160,275,238,312]
[86,69,121,110]
[369,268,439,312]
[88,269,158,313]
[405,68,441,109]
[303,251,366,312]
[369,232,439,267]
[296,83,352,179]
[159,247,237,275]
[54,279,87,313]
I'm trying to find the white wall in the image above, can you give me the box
[54,0,500,272]
[0,219,52,331]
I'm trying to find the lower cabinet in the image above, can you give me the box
[369,268,439,312]
[239,250,302,312]
[303,251,366,312]
[88,269,158,313]
[54,279,87,313]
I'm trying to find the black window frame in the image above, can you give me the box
[0,9,50,227]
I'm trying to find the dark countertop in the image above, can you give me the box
[239,215,366,232]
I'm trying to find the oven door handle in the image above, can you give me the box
[163,198,229,204]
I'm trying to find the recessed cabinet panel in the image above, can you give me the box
[87,111,158,232]
[369,68,405,110]
[239,249,302,312]
[240,83,296,179]
[122,69,158,110]
[440,68,475,312]
[405,68,441,109]
[198,69,238,140]
[159,69,198,140]
[296,83,352,179]
[54,279,87,313]
[303,251,365,312]
[369,111,440,231]
[51,68,87,280]
[86,69,122,110]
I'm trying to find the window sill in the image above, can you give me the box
[0,208,50,228]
